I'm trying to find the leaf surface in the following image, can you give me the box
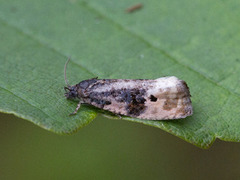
[0,0,240,148]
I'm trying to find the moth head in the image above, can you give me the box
[64,86,78,100]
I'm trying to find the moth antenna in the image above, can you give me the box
[64,56,71,87]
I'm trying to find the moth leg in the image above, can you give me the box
[117,114,122,119]
[69,101,82,116]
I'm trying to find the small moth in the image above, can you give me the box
[64,58,193,120]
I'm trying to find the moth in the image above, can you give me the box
[64,58,193,120]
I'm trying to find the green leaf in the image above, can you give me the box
[0,0,240,148]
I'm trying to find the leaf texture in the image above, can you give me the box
[0,0,240,148]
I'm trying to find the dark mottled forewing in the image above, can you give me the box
[81,77,192,120]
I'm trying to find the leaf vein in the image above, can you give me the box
[80,1,240,99]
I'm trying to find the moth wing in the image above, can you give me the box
[83,77,192,120]
[137,77,193,120]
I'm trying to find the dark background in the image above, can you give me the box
[1,113,239,180]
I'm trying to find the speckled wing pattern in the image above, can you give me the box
[81,76,192,120]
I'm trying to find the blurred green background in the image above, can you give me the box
[1,113,240,180]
